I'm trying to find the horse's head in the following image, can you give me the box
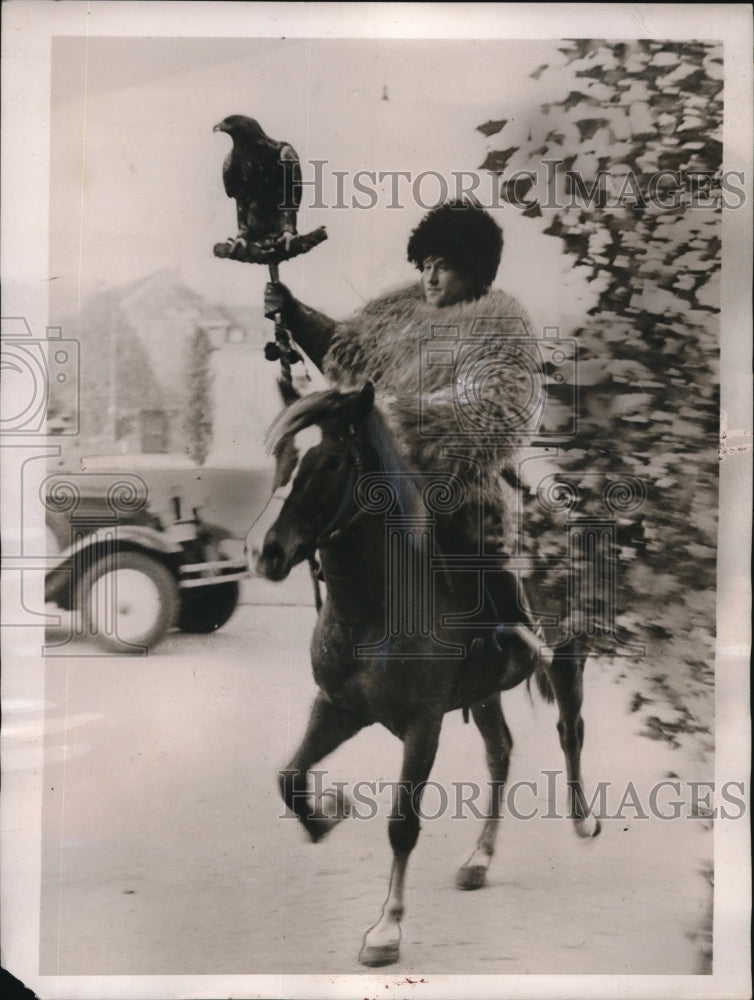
[255,383,376,581]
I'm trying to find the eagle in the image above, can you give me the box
[213,115,301,250]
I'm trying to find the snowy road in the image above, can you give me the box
[8,581,713,978]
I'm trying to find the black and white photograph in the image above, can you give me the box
[1,3,751,999]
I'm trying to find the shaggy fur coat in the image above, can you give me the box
[323,283,535,553]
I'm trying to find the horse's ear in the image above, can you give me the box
[353,381,375,424]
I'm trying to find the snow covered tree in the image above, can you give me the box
[480,39,722,732]
[185,327,214,466]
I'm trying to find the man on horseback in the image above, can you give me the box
[258,202,600,966]
[264,199,546,670]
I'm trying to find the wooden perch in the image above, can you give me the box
[213,227,328,265]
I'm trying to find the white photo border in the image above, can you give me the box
[1,3,751,999]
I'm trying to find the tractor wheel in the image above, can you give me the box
[76,551,179,653]
[177,582,240,633]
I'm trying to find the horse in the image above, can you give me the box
[254,381,600,966]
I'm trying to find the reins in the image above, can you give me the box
[307,443,364,614]
[314,444,364,547]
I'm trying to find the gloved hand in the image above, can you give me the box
[264,282,294,320]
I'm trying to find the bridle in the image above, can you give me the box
[313,442,365,548]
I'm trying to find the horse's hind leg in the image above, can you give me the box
[359,714,443,967]
[544,641,601,838]
[457,696,512,890]
[279,692,363,843]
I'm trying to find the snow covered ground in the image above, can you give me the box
[8,587,714,981]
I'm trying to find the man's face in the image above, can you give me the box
[421,256,475,307]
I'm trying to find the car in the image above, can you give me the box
[43,456,274,653]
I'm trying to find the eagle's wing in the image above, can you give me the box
[222,150,240,199]
[279,143,301,213]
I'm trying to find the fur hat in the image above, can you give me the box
[406,201,504,296]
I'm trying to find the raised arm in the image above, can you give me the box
[264,282,337,372]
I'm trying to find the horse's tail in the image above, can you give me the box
[513,623,554,703]
[533,658,555,703]
[529,634,589,703]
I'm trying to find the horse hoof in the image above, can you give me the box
[319,787,351,820]
[359,942,400,967]
[307,816,340,843]
[575,814,601,838]
[456,865,487,890]
[306,789,352,843]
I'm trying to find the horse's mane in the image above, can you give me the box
[265,389,347,454]
[265,389,423,520]
[361,406,424,521]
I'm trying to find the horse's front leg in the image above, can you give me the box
[544,641,601,838]
[279,692,363,843]
[457,695,512,889]
[359,715,443,967]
